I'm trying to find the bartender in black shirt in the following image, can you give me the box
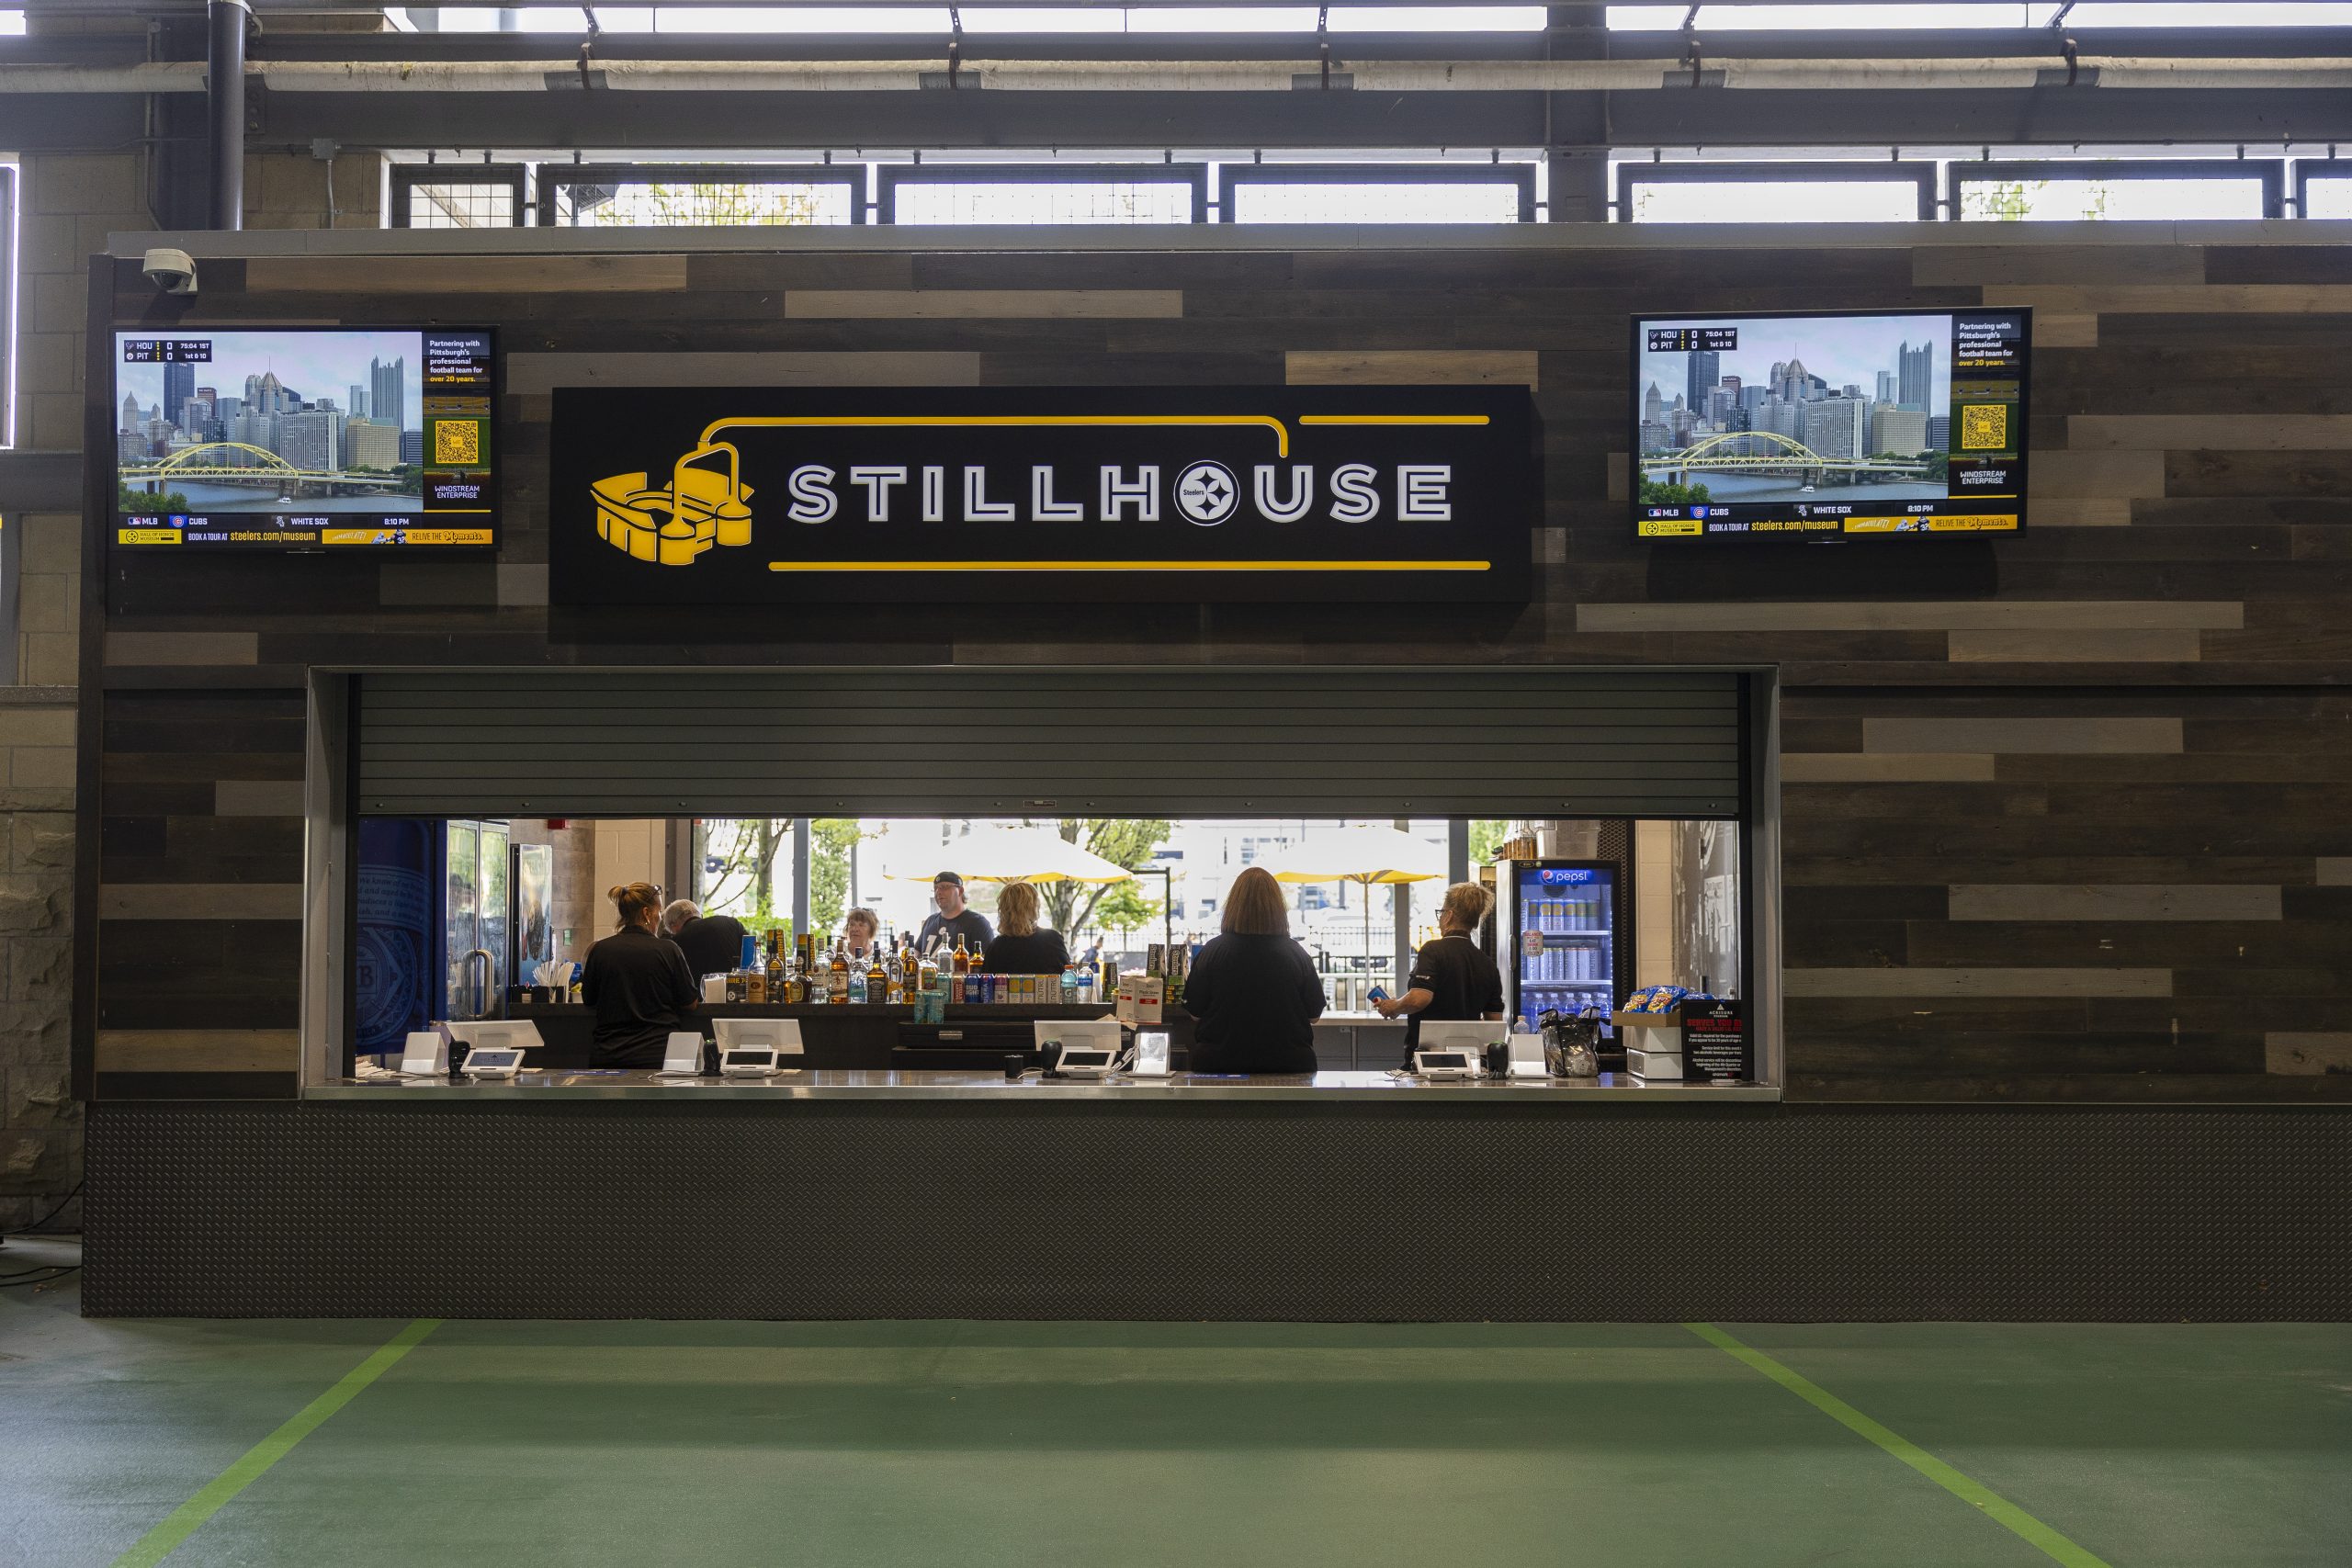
[581,882,698,1068]
[1374,881,1504,1061]
[915,871,994,962]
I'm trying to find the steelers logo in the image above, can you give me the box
[1174,461,1239,526]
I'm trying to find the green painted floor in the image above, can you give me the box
[4,1236,2348,1568]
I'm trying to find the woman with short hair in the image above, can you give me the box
[979,881,1071,974]
[842,907,884,964]
[1374,880,1504,1062]
[1180,865,1327,1076]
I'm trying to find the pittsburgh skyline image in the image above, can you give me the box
[1637,314,1954,509]
[118,330,427,515]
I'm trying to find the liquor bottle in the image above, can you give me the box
[806,948,828,1006]
[867,946,888,1007]
[831,940,851,1005]
[766,932,785,1003]
[746,952,766,1005]
[848,951,867,1004]
[901,938,920,998]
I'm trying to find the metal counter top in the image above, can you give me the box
[309,1068,1778,1102]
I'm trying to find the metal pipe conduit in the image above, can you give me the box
[6,55,2351,93]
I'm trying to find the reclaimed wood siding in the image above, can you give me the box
[91,236,2352,1101]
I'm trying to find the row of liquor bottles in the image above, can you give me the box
[716,930,1114,1007]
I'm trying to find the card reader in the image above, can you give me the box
[459,1045,527,1079]
[718,1046,781,1077]
[1052,1045,1121,1078]
[1412,1049,1479,1080]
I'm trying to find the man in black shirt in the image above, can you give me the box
[1375,882,1505,1062]
[662,899,750,980]
[915,872,994,961]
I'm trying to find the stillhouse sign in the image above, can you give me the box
[548,386,1537,604]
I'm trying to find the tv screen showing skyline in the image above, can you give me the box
[1632,308,2029,543]
[113,326,497,549]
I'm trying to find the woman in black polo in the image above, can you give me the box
[580,881,698,1068]
[1374,881,1504,1064]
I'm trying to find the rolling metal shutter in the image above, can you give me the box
[356,668,1744,818]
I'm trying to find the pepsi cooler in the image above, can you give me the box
[1499,861,1628,1037]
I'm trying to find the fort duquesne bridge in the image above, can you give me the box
[120,441,414,494]
[1638,430,1937,485]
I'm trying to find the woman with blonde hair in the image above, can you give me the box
[1180,865,1327,1075]
[580,881,698,1068]
[1374,880,1504,1063]
[979,880,1070,974]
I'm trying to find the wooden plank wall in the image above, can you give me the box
[86,231,2352,1100]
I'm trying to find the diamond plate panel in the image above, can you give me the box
[83,1101,2352,1320]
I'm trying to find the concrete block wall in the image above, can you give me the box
[1,125,382,1219]
[0,148,141,1225]
[0,694,79,1224]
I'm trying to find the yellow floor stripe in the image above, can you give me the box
[1686,1323,2113,1568]
[109,1319,441,1568]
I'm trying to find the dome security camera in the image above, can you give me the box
[141,247,198,296]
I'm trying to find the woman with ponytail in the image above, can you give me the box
[580,880,698,1068]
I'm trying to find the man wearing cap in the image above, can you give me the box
[915,871,994,963]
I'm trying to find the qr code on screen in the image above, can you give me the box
[435,421,482,465]
[1959,404,2008,450]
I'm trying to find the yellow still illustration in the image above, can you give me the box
[592,441,754,566]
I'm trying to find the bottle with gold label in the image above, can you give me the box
[831,940,851,1004]
[765,932,785,1005]
[746,953,766,1005]
[901,938,920,998]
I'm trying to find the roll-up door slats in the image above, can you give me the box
[357,669,1745,819]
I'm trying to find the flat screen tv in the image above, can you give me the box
[1632,308,2029,543]
[112,326,497,549]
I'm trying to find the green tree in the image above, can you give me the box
[1091,880,1162,942]
[119,483,191,514]
[809,818,864,936]
[1041,818,1171,934]
[1637,477,1713,508]
[636,181,828,226]
[1468,819,1510,864]
[696,818,788,919]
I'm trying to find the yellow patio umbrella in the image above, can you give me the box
[1249,825,1447,967]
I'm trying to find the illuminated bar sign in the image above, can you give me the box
[549,386,1535,604]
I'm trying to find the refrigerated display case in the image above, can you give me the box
[444,818,511,1021]
[1500,860,1628,1036]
